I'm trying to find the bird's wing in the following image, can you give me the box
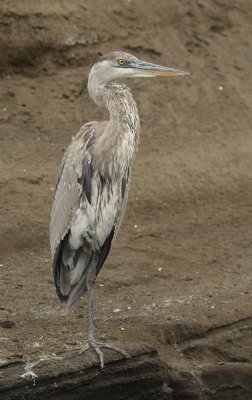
[50,122,97,295]
[50,124,94,258]
[50,121,119,306]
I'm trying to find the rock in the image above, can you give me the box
[0,342,171,400]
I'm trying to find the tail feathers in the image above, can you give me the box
[54,242,92,308]
[53,239,69,302]
[54,257,89,307]
[53,227,115,308]
[66,250,92,309]
[66,268,89,310]
[69,247,91,286]
[59,264,71,297]
[67,254,97,310]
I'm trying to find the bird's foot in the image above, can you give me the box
[79,339,130,368]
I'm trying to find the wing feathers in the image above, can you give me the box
[50,120,131,308]
[96,226,115,275]
[56,226,115,308]
[78,159,92,204]
[53,237,69,302]
[121,168,129,200]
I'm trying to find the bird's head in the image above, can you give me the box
[89,51,190,83]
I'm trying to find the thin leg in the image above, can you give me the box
[79,255,130,368]
[87,279,95,341]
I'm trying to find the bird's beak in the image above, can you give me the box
[131,59,190,77]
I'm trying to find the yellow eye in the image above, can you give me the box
[118,59,125,65]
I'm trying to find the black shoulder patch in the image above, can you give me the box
[100,175,106,188]
[79,159,92,204]
[122,169,129,199]
[73,246,82,267]
[96,226,115,276]
[122,177,126,199]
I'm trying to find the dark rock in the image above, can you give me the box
[0,342,171,400]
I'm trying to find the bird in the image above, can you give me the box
[50,51,190,368]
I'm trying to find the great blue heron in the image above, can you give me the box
[50,51,189,367]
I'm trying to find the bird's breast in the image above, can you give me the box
[70,173,122,251]
[109,126,136,178]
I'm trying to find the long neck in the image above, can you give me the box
[88,76,140,176]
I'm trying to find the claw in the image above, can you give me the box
[79,339,130,368]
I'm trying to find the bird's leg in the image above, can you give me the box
[79,254,130,368]
[79,259,105,364]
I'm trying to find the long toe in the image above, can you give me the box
[91,341,105,368]
[79,342,90,354]
[79,340,130,368]
[78,341,105,368]
[97,342,131,359]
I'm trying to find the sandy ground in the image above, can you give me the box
[0,0,252,398]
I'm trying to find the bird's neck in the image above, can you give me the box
[105,82,140,132]
[88,79,140,132]
[88,79,140,176]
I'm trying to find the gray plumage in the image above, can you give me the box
[49,51,189,367]
[50,54,140,308]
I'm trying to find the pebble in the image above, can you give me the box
[182,275,193,281]
[7,89,15,97]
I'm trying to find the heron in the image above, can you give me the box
[50,51,190,367]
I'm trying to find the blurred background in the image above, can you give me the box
[0,1,252,398]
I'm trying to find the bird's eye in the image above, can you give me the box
[118,59,125,65]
